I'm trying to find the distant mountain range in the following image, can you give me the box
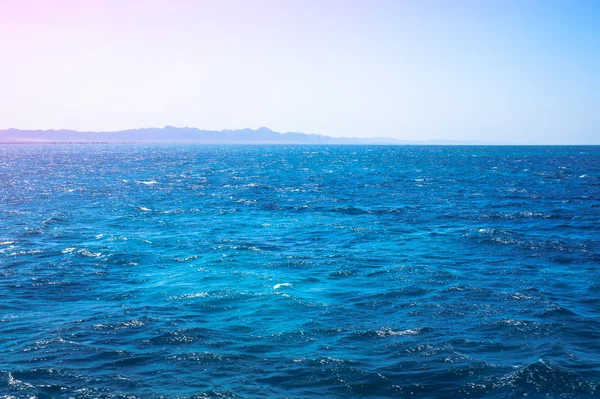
[0,126,493,145]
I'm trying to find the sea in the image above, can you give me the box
[0,144,598,399]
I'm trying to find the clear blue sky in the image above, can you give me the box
[1,0,599,143]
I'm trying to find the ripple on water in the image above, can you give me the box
[0,145,598,398]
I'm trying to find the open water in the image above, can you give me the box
[0,145,598,398]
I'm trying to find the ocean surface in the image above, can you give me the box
[0,145,598,399]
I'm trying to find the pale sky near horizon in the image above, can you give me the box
[1,0,599,144]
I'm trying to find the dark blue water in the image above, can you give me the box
[0,145,598,399]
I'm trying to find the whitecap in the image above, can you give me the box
[579,174,589,178]
[61,247,76,254]
[78,249,101,257]
[8,249,42,257]
[174,255,199,262]
[273,282,292,290]
[94,320,146,330]
[138,206,151,211]
[375,328,421,337]
[7,372,34,388]
[167,292,209,301]
[137,180,158,185]
[35,336,78,346]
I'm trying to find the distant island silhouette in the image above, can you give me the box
[0,126,491,145]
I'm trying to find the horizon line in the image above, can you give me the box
[1,126,598,146]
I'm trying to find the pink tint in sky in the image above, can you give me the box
[1,0,599,143]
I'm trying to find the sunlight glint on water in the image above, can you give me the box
[0,145,599,398]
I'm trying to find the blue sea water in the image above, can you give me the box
[0,144,599,399]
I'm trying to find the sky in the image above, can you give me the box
[0,0,599,144]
